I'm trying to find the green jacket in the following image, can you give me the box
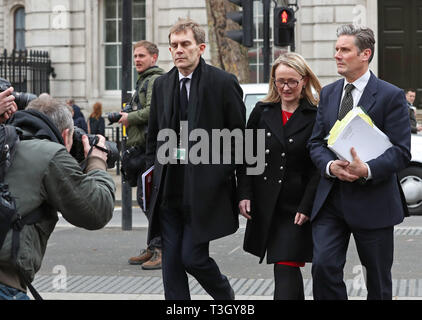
[0,139,115,291]
[126,66,165,147]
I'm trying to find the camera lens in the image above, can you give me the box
[107,112,122,125]
[70,126,119,169]
[13,92,37,110]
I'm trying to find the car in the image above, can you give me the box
[398,133,422,215]
[241,83,422,215]
[241,83,269,120]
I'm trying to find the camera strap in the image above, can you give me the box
[78,137,107,172]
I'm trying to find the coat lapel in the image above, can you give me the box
[188,59,204,131]
[191,58,206,129]
[162,67,179,127]
[261,103,285,147]
[327,79,344,129]
[357,71,377,114]
[283,100,317,137]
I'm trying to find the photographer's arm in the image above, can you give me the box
[43,146,115,230]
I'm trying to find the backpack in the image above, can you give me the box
[0,124,43,300]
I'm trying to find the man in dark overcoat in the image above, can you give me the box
[144,19,245,300]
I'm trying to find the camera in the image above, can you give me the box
[70,126,120,169]
[0,77,37,110]
[107,104,134,125]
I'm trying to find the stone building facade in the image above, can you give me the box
[0,0,381,114]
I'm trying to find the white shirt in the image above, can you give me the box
[326,69,373,179]
[340,68,371,109]
[178,72,193,100]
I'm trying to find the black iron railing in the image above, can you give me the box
[0,49,56,94]
[105,125,121,175]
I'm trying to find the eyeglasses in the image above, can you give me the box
[274,77,303,89]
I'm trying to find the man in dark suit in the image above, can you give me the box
[145,19,245,300]
[405,88,421,133]
[308,25,411,300]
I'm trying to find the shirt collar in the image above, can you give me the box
[178,72,193,81]
[343,69,371,93]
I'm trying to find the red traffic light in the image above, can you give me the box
[281,10,288,24]
[274,6,296,47]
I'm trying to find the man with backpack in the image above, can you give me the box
[118,40,165,270]
[0,96,115,300]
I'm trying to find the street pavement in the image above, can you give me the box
[30,172,422,300]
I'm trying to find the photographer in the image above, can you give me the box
[119,41,165,271]
[0,87,17,123]
[0,97,115,300]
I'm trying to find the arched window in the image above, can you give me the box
[14,7,25,51]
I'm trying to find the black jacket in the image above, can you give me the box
[145,58,246,244]
[72,104,87,132]
[237,99,319,263]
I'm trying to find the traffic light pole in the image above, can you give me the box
[121,0,132,231]
[262,0,271,83]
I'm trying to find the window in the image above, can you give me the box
[104,0,146,91]
[14,7,25,51]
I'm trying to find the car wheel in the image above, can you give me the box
[399,166,422,216]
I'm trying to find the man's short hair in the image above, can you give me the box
[133,40,159,56]
[26,97,74,134]
[405,88,416,94]
[337,24,376,63]
[168,18,206,45]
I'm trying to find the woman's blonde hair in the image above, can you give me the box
[90,102,103,120]
[262,52,321,106]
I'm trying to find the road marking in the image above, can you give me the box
[32,275,422,298]
[228,246,240,255]
[394,226,422,236]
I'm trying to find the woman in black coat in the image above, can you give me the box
[238,52,322,300]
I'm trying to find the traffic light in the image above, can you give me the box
[225,0,254,47]
[273,6,296,47]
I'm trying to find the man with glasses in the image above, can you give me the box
[308,25,411,300]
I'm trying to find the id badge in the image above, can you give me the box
[173,148,186,161]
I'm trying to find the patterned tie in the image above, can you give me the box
[179,78,189,121]
[338,83,355,120]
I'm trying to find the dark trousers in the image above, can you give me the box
[147,236,161,250]
[136,175,161,250]
[311,186,394,300]
[274,264,305,300]
[158,206,233,300]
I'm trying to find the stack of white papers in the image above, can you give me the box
[327,107,392,162]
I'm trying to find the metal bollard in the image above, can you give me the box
[116,127,120,176]
[121,137,132,231]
